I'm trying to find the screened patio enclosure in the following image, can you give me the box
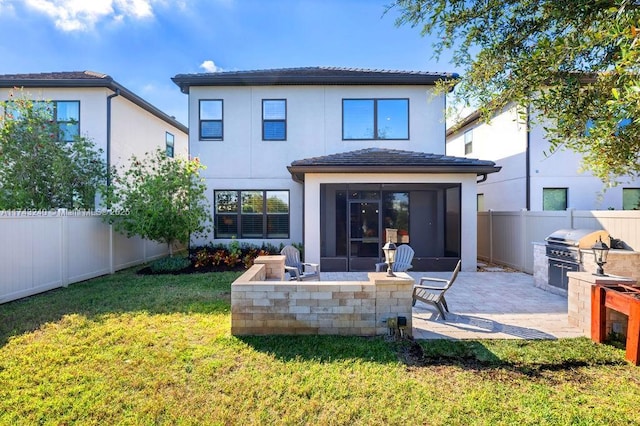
[287,148,501,273]
[320,183,461,272]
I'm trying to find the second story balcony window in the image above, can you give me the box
[342,98,409,140]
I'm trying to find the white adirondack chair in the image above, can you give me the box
[375,244,415,272]
[280,245,320,281]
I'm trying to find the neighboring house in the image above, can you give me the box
[446,103,640,211]
[172,67,500,272]
[0,71,188,175]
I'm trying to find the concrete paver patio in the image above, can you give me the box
[321,270,585,340]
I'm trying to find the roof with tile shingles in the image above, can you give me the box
[172,66,459,93]
[0,71,187,133]
[287,148,501,182]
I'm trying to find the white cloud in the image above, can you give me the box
[115,0,153,19]
[200,60,223,73]
[23,0,157,32]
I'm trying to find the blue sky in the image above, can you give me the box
[0,0,457,125]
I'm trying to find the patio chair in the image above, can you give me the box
[412,260,462,320]
[375,244,415,272]
[280,245,320,281]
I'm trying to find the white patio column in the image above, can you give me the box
[303,174,322,265]
[460,174,478,272]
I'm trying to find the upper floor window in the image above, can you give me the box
[342,99,409,140]
[464,129,473,154]
[200,99,223,140]
[623,188,640,210]
[543,188,568,211]
[263,99,286,140]
[55,101,80,142]
[166,132,175,158]
[6,100,80,142]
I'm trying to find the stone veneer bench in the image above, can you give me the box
[231,256,414,336]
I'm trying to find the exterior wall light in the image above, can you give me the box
[382,240,397,277]
[591,236,610,276]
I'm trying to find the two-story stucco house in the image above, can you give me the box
[172,67,500,272]
[0,71,188,175]
[446,103,640,211]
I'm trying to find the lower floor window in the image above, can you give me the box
[623,188,640,210]
[214,190,289,238]
[543,188,568,211]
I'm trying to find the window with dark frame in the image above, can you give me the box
[342,98,409,140]
[5,100,80,142]
[54,101,80,142]
[200,99,223,140]
[623,188,640,210]
[214,190,289,239]
[165,132,175,157]
[464,129,473,154]
[543,188,568,211]
[262,99,286,140]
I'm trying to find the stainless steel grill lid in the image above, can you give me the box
[545,229,610,249]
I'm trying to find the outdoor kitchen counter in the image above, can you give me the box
[567,272,637,336]
[580,248,640,284]
[534,241,640,295]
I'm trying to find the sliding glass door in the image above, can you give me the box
[349,201,380,270]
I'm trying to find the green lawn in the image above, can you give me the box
[1,268,639,425]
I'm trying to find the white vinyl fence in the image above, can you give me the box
[478,209,640,274]
[1,210,171,304]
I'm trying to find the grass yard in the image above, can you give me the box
[1,268,639,425]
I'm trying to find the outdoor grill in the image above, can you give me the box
[545,229,610,290]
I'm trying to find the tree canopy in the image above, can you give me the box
[105,148,210,256]
[392,0,640,184]
[0,90,106,209]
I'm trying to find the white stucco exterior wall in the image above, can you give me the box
[187,85,445,181]
[447,104,639,211]
[110,93,188,167]
[446,103,528,210]
[1,87,110,158]
[0,86,188,170]
[188,84,449,248]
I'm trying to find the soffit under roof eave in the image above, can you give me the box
[171,74,457,93]
[0,79,113,89]
[287,164,502,182]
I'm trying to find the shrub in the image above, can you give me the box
[224,253,241,268]
[150,256,191,273]
[187,242,291,272]
[212,250,226,266]
[194,249,210,268]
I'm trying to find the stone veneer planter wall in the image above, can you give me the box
[231,257,414,336]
